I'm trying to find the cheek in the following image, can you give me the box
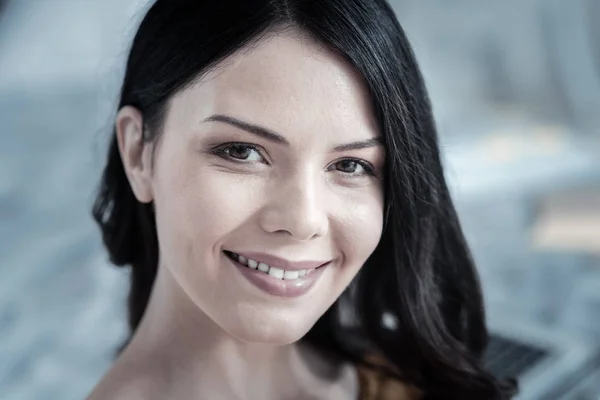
[152,155,266,267]
[331,191,384,281]
[346,205,383,261]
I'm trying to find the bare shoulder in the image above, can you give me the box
[85,360,166,400]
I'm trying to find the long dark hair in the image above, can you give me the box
[92,0,517,398]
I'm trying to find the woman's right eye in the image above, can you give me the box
[215,143,266,164]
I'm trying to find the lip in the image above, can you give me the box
[224,252,329,298]
[226,251,330,271]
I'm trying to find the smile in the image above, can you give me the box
[223,250,330,297]
[224,251,326,281]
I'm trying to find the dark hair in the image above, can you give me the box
[92,0,517,398]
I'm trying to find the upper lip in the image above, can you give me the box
[226,250,330,271]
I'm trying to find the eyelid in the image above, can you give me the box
[332,157,380,179]
[213,142,269,164]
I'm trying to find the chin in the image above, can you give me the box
[224,313,315,346]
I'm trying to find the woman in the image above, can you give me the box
[89,0,517,398]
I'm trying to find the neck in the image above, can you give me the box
[118,265,355,399]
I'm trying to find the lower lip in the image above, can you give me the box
[224,253,328,298]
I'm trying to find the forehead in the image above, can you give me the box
[176,31,378,144]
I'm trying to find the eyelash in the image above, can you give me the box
[212,142,379,178]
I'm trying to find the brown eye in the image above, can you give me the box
[332,158,376,177]
[226,144,252,160]
[336,159,361,173]
[217,143,265,163]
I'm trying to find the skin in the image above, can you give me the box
[88,29,386,400]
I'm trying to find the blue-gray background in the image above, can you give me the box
[1,1,599,399]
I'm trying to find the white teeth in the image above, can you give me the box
[268,267,284,279]
[257,262,269,272]
[283,270,299,280]
[229,252,314,280]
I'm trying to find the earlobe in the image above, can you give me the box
[115,105,154,203]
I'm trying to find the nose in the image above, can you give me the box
[258,171,329,241]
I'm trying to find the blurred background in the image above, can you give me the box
[0,0,598,399]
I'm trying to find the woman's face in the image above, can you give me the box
[144,32,385,344]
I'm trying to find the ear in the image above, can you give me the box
[115,105,154,203]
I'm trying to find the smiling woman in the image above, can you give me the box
[89,0,517,399]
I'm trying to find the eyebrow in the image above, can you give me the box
[203,114,384,152]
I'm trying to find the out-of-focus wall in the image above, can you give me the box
[391,0,600,133]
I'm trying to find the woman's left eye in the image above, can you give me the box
[332,159,377,177]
